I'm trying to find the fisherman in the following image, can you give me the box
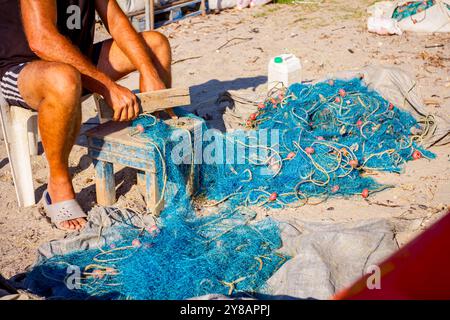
[0,0,172,230]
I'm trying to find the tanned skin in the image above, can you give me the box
[18,0,172,230]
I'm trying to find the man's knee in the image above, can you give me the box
[45,63,82,104]
[141,31,171,52]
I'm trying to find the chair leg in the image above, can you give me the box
[27,113,39,156]
[3,106,37,207]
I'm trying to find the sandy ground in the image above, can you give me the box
[1,0,449,282]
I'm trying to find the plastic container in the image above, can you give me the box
[268,54,302,92]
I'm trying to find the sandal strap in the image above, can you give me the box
[43,191,87,224]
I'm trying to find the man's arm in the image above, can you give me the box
[94,0,166,92]
[20,0,139,121]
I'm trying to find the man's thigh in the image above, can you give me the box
[17,60,80,111]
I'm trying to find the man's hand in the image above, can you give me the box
[102,83,140,122]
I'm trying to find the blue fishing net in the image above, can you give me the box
[392,0,436,21]
[25,78,434,300]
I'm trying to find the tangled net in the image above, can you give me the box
[391,0,444,22]
[26,78,434,299]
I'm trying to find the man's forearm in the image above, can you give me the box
[20,0,114,95]
[29,31,114,95]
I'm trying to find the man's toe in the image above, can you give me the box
[57,218,86,231]
[77,218,87,227]
[72,218,87,231]
[72,220,81,229]
[60,221,70,230]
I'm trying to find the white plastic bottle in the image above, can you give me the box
[268,54,302,92]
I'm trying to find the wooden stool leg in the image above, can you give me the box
[137,170,163,216]
[94,160,116,206]
[200,0,206,16]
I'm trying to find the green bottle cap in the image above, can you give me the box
[274,57,283,64]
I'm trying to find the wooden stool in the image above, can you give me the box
[85,117,201,216]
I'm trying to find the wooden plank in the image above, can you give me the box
[96,88,190,121]
[137,88,190,110]
[86,123,128,144]
[86,121,140,147]
[88,149,155,172]
[89,138,155,161]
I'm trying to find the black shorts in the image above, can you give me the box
[0,42,103,110]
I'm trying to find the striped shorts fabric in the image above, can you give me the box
[0,63,32,110]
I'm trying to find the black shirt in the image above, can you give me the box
[0,0,96,78]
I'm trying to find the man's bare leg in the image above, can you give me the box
[12,31,171,230]
[18,61,86,231]
[96,31,172,87]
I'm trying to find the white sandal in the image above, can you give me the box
[43,190,87,230]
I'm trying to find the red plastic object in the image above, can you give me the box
[269,192,278,202]
[334,210,450,300]
[349,159,359,168]
[413,150,422,160]
[132,239,141,247]
[136,124,145,133]
[286,152,296,160]
[361,188,369,198]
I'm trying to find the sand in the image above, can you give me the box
[1,1,449,281]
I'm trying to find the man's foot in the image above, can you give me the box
[47,179,87,231]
